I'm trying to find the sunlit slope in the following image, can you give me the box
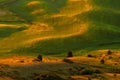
[0,0,120,55]
[14,23,120,55]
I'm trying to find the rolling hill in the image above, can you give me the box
[0,0,120,57]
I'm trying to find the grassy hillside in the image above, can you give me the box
[0,0,120,57]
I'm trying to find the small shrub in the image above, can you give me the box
[80,68,94,75]
[37,55,43,62]
[73,66,85,71]
[80,68,101,75]
[33,55,43,62]
[100,59,105,64]
[88,77,92,80]
[94,69,101,74]
[19,60,24,63]
[114,63,118,65]
[107,50,112,55]
[81,67,85,69]
[67,51,73,57]
[108,56,113,59]
[34,73,64,80]
[87,54,94,57]
[113,73,117,77]
[66,76,74,80]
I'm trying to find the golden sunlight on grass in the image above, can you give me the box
[0,77,12,80]
[0,56,33,66]
[0,24,27,30]
[0,50,120,80]
[69,0,80,2]
[69,0,89,2]
[27,22,53,32]
[24,23,88,46]
[26,1,41,8]
[31,9,44,15]
[0,56,63,66]
[58,0,93,17]
[51,14,65,18]
[0,24,19,28]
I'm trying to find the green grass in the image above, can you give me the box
[0,0,120,57]
[92,0,120,10]
[77,9,120,26]
[0,26,27,38]
[7,0,35,22]
[0,0,11,4]
[0,8,23,21]
[6,0,68,22]
[10,22,120,55]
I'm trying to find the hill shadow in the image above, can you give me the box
[0,26,27,38]
[92,0,120,10]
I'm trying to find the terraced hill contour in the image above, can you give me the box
[0,0,120,56]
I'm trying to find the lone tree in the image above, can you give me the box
[67,51,73,57]
[114,73,117,77]
[37,54,43,62]
[107,50,112,55]
[88,77,92,80]
[100,59,105,64]
[87,54,94,57]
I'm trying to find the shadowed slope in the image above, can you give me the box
[0,26,27,38]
